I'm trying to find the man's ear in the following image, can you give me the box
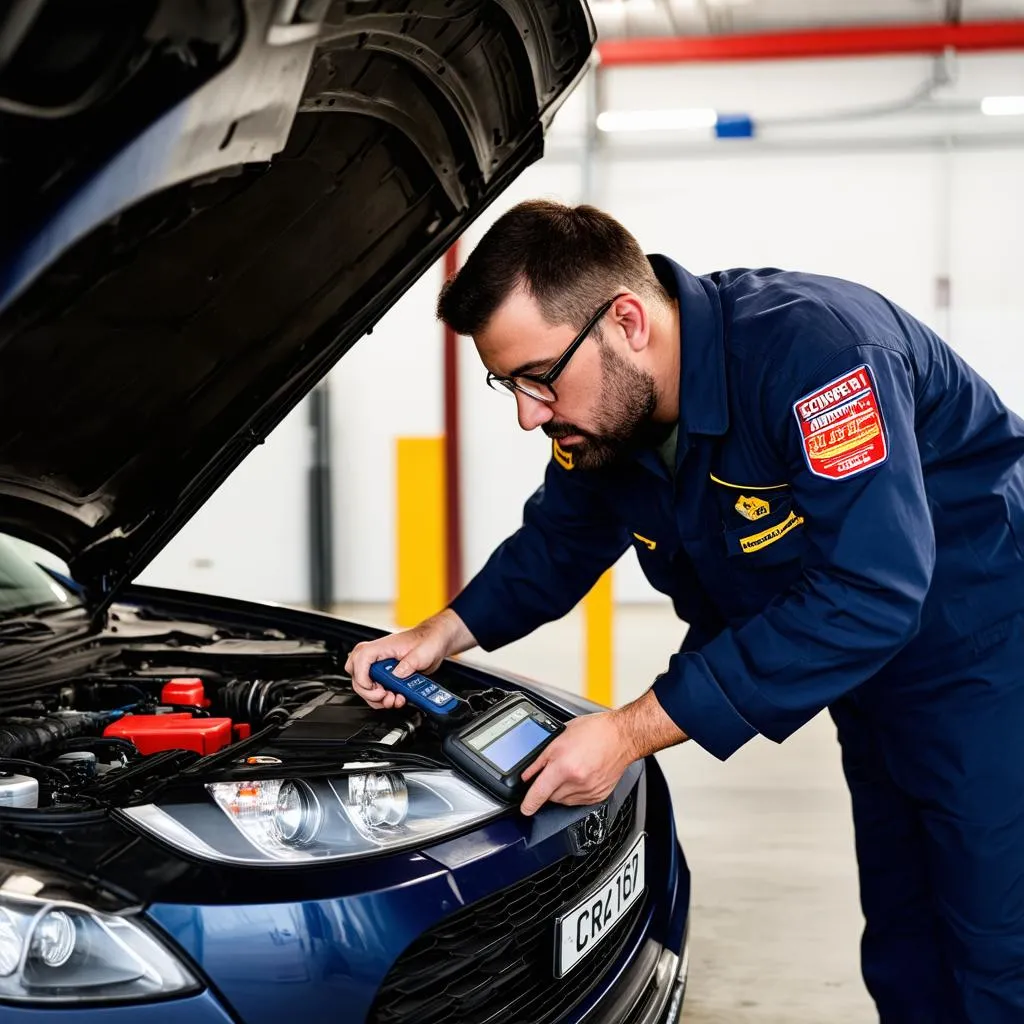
[612,294,649,354]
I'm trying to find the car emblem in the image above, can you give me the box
[570,805,609,855]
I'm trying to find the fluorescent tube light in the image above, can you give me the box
[981,95,1024,116]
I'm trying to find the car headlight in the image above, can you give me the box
[0,885,197,1005]
[120,769,502,865]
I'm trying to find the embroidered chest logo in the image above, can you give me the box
[632,533,657,551]
[735,495,771,521]
[740,511,804,554]
[553,440,574,470]
[793,364,888,480]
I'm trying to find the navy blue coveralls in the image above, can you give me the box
[449,256,1024,1021]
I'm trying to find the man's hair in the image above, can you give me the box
[436,200,669,336]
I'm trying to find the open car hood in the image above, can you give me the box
[0,0,594,597]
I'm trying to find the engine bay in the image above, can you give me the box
[0,603,509,816]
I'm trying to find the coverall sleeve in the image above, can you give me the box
[448,457,632,651]
[652,340,936,760]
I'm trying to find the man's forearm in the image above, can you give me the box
[435,606,688,760]
[435,607,479,657]
[613,689,689,762]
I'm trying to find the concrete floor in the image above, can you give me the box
[335,602,876,1023]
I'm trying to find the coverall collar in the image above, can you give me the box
[648,253,730,441]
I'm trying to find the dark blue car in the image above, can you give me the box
[0,2,690,1021]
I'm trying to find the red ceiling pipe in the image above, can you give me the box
[442,243,463,602]
[596,20,1024,66]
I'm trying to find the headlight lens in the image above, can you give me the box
[121,769,502,865]
[0,893,197,1004]
[275,780,323,845]
[343,772,408,834]
[32,910,75,968]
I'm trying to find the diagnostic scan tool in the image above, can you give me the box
[442,693,564,802]
[369,660,564,802]
[369,658,464,717]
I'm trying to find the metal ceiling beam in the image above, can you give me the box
[596,20,1024,65]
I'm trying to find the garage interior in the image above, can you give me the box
[114,1,1024,1020]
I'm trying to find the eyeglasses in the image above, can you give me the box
[485,293,627,403]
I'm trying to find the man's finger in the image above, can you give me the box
[352,679,387,707]
[350,647,395,695]
[520,764,562,816]
[351,656,390,703]
[547,786,590,807]
[393,657,415,678]
[351,678,386,703]
[520,750,550,783]
[346,638,427,708]
[348,654,368,692]
[345,641,370,678]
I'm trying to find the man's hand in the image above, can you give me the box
[345,609,476,710]
[519,713,635,816]
[519,691,688,816]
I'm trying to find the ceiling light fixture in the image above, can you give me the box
[980,95,1024,116]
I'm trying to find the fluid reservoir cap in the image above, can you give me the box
[53,751,97,764]
[161,678,208,707]
[53,751,98,776]
[0,774,39,808]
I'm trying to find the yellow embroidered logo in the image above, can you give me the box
[740,511,805,554]
[735,495,771,521]
[553,440,574,470]
[632,533,657,551]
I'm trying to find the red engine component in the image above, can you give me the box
[105,713,232,756]
[160,677,210,708]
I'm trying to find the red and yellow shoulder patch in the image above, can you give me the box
[793,364,887,480]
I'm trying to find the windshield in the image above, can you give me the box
[0,534,81,619]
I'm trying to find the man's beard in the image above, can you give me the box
[543,341,659,471]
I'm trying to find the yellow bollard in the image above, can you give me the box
[395,437,447,628]
[583,569,614,707]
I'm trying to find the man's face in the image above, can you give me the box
[475,289,658,471]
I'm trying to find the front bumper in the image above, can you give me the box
[2,758,689,1024]
[0,993,235,1024]
[581,940,689,1024]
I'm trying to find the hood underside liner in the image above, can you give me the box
[0,0,594,593]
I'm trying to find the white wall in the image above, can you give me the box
[140,50,1024,607]
[140,401,309,604]
[456,161,587,592]
[948,148,1024,416]
[329,268,445,603]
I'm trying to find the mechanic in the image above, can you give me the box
[345,200,1024,1021]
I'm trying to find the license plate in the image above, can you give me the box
[554,833,646,977]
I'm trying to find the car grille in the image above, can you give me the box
[368,791,640,1024]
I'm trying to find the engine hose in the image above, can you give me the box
[0,711,118,759]
[219,678,332,727]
